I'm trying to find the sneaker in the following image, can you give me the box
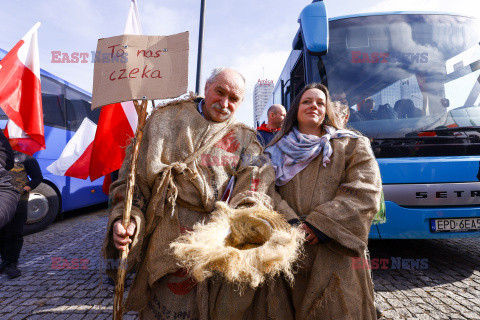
[5,264,21,279]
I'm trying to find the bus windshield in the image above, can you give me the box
[309,14,480,154]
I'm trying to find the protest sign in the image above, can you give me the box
[91,31,188,109]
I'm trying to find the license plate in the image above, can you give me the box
[431,218,480,233]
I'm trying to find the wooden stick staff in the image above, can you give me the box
[113,99,149,320]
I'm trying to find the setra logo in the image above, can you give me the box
[416,190,480,199]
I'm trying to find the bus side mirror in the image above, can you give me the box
[298,0,329,55]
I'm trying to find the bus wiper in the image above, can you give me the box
[371,127,480,148]
[372,136,463,148]
[406,126,480,137]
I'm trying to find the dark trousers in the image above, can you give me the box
[0,200,28,265]
[0,185,19,229]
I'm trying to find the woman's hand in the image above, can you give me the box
[113,219,137,251]
[300,223,319,245]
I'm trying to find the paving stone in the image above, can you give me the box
[1,305,18,313]
[8,314,29,320]
[406,306,424,314]
[18,305,37,314]
[386,298,404,307]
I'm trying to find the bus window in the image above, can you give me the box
[89,105,101,124]
[274,85,282,106]
[65,87,97,131]
[281,79,291,110]
[41,76,65,129]
[291,55,306,103]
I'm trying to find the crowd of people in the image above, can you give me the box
[0,65,382,319]
[108,67,383,319]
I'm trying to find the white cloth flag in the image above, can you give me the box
[124,0,143,35]
[46,118,97,179]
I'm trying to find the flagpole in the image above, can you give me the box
[112,2,145,318]
[113,99,148,320]
[195,0,206,95]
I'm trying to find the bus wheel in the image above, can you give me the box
[24,183,60,235]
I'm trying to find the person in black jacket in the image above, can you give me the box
[0,150,43,278]
[0,130,19,230]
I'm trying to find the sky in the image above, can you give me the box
[0,0,478,127]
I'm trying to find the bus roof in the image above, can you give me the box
[330,11,477,22]
[0,47,92,97]
[293,10,478,52]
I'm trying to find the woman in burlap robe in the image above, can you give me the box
[266,83,382,320]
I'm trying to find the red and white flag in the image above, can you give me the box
[89,101,137,181]
[0,22,45,156]
[46,118,97,179]
[46,101,137,181]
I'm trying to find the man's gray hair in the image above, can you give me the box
[206,67,246,85]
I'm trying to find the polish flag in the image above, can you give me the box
[0,22,45,156]
[89,101,138,181]
[46,118,97,179]
[46,101,137,181]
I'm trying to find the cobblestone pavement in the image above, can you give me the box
[370,238,480,320]
[0,206,479,319]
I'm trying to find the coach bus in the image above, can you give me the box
[0,48,107,234]
[260,0,480,239]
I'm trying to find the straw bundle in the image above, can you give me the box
[170,202,304,288]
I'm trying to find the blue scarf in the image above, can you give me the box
[265,126,361,186]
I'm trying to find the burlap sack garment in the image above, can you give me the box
[272,136,382,320]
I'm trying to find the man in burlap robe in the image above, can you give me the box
[103,67,275,319]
